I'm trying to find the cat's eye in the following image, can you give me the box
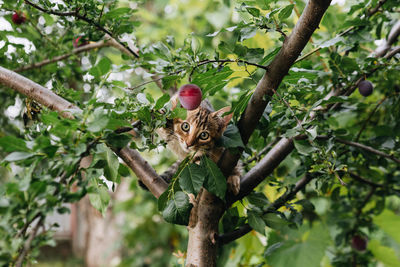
[181,122,190,132]
[199,131,209,140]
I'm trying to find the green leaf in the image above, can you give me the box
[154,94,170,110]
[179,163,205,195]
[267,224,331,267]
[104,7,132,19]
[259,47,280,65]
[369,239,400,267]
[374,209,400,244]
[293,140,317,155]
[0,136,29,152]
[317,36,345,49]
[278,4,294,20]
[89,57,112,77]
[219,124,245,148]
[246,7,260,17]
[201,156,227,200]
[239,26,257,42]
[86,107,109,133]
[103,147,119,182]
[172,107,187,120]
[162,191,193,225]
[247,192,269,207]
[118,164,130,177]
[263,213,290,230]
[248,211,266,234]
[105,132,131,149]
[88,185,110,216]
[3,152,35,162]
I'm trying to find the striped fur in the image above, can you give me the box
[156,96,241,194]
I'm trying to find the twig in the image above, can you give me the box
[24,0,139,58]
[355,96,387,142]
[195,59,268,71]
[220,174,314,244]
[245,138,279,165]
[295,0,388,64]
[317,135,400,164]
[385,46,400,59]
[348,172,384,188]
[15,216,45,267]
[367,0,388,16]
[14,40,112,72]
[271,88,303,127]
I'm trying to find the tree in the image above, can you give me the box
[0,0,399,266]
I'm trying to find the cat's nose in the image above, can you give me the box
[186,141,194,148]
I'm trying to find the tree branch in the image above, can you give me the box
[14,40,112,72]
[355,96,387,142]
[15,216,45,267]
[220,174,314,244]
[295,0,389,64]
[317,135,400,164]
[0,66,78,119]
[24,0,139,58]
[0,66,167,198]
[374,19,400,57]
[348,172,384,188]
[218,0,332,179]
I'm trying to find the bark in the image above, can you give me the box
[187,1,332,265]
[0,66,167,197]
[0,66,78,119]
[229,138,295,204]
[83,179,132,266]
[374,20,400,57]
[218,0,332,178]
[186,190,225,267]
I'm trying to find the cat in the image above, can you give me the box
[156,95,241,195]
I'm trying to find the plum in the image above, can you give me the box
[351,235,368,251]
[178,84,202,110]
[358,80,373,97]
[12,12,26,25]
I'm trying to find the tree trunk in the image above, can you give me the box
[72,179,132,267]
[186,190,225,267]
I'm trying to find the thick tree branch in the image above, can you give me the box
[230,8,400,203]
[0,66,167,198]
[218,0,332,179]
[24,0,139,58]
[229,138,295,204]
[0,66,78,119]
[114,147,167,198]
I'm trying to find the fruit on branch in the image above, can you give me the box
[351,234,368,251]
[12,11,26,25]
[73,36,90,48]
[358,80,374,97]
[178,84,202,110]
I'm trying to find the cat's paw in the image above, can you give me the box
[227,175,240,195]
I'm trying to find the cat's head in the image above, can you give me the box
[173,106,232,154]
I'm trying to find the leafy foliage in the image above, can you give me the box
[0,0,400,266]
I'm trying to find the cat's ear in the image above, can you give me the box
[213,106,233,127]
